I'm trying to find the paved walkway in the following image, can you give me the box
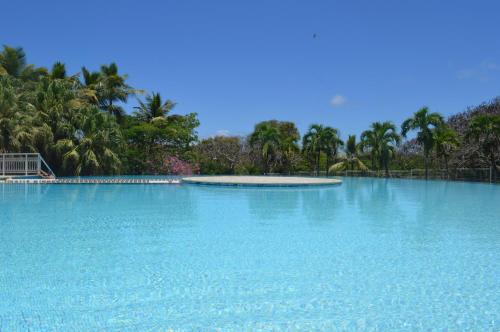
[181,176,342,186]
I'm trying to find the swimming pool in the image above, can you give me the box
[0,178,499,331]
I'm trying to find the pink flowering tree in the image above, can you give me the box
[157,155,199,175]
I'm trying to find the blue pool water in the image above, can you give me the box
[0,178,499,331]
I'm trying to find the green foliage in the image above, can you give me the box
[0,45,48,80]
[1,45,499,178]
[433,124,459,174]
[329,135,368,172]
[121,112,199,174]
[249,120,301,173]
[134,92,175,122]
[0,45,199,176]
[466,114,500,179]
[56,107,123,175]
[302,124,343,175]
[196,136,244,174]
[401,107,444,178]
[360,121,400,175]
[50,62,67,79]
[81,63,140,119]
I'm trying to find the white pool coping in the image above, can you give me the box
[181,176,342,187]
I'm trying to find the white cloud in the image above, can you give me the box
[484,61,500,70]
[330,94,346,108]
[457,61,500,82]
[215,129,230,137]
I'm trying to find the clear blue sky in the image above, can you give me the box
[1,0,499,139]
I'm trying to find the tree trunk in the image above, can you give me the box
[379,156,386,177]
[325,155,330,176]
[424,150,429,180]
[444,155,449,179]
[490,150,497,181]
[316,150,321,176]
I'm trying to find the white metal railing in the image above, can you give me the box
[329,167,496,183]
[0,153,55,178]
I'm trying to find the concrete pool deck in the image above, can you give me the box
[181,176,342,187]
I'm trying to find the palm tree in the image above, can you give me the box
[80,66,101,105]
[32,77,83,138]
[81,63,138,118]
[81,66,101,87]
[50,62,67,79]
[277,122,300,174]
[0,77,17,151]
[134,92,176,122]
[0,76,40,153]
[0,46,26,77]
[466,114,500,181]
[98,63,136,118]
[302,124,324,175]
[302,124,342,175]
[323,126,343,175]
[249,122,281,173]
[433,125,459,178]
[401,107,443,179]
[56,107,123,175]
[329,135,368,173]
[0,45,47,80]
[360,121,400,176]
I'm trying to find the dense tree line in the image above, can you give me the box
[1,45,499,179]
[196,102,500,180]
[0,45,198,175]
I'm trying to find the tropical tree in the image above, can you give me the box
[360,121,400,176]
[401,107,444,179]
[50,62,67,79]
[433,125,459,177]
[81,66,101,88]
[0,46,27,77]
[0,76,32,152]
[196,136,244,174]
[302,124,342,175]
[466,114,500,180]
[55,107,123,175]
[98,63,136,118]
[276,121,301,174]
[81,63,138,118]
[249,121,281,173]
[134,92,176,122]
[122,111,200,174]
[0,45,205,176]
[323,126,343,175]
[0,45,47,80]
[302,124,324,175]
[329,134,368,173]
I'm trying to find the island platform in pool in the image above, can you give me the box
[182,175,342,186]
